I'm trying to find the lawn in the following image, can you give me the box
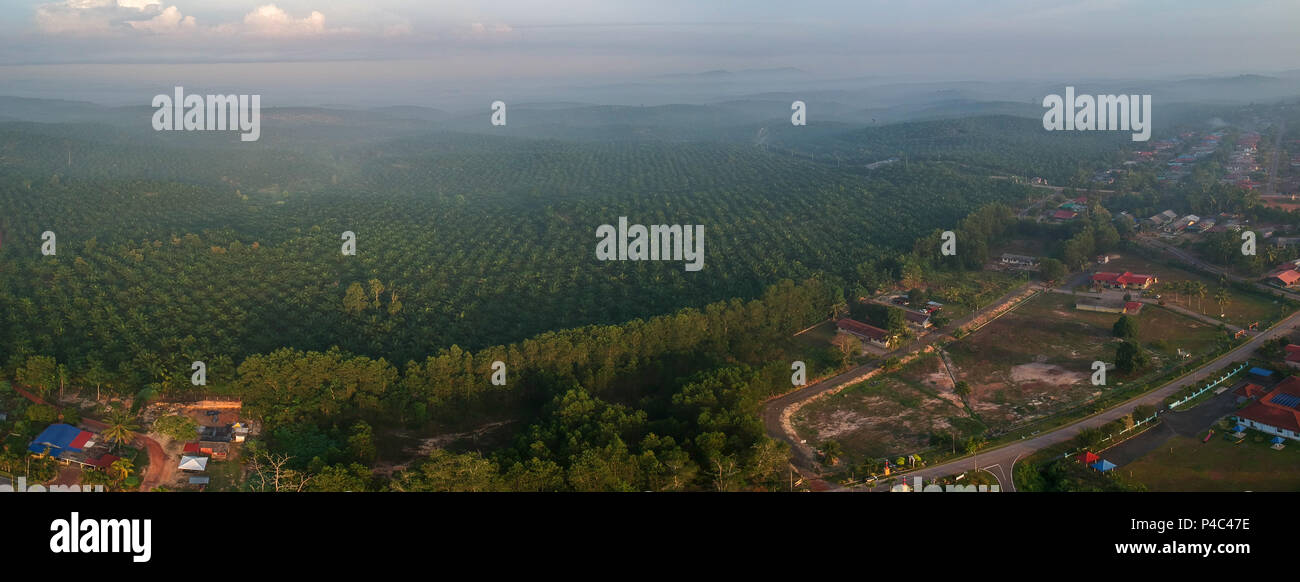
[1125,432,1300,491]
[203,457,244,491]
[946,292,1228,431]
[1102,253,1287,329]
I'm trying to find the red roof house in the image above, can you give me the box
[1092,271,1158,289]
[1052,209,1078,220]
[68,431,94,450]
[85,454,121,469]
[1236,376,1300,440]
[1268,269,1300,287]
[836,318,890,346]
[1234,382,1266,399]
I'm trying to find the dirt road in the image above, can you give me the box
[761,283,1038,485]
[10,384,168,491]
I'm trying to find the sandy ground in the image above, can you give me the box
[1010,362,1086,386]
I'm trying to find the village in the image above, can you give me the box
[791,137,1300,490]
[1,386,256,492]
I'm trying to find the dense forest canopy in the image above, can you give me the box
[0,105,1169,490]
[0,124,1038,379]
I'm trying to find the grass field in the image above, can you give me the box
[792,353,976,462]
[946,292,1227,430]
[1102,253,1287,328]
[1125,432,1300,491]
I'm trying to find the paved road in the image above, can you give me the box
[1138,237,1300,302]
[762,283,1036,482]
[1102,390,1242,467]
[854,306,1300,492]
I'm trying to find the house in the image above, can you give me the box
[999,253,1039,270]
[193,441,230,460]
[1051,209,1078,221]
[1167,214,1200,231]
[1234,382,1266,403]
[1076,298,1124,314]
[1144,209,1178,227]
[27,424,120,469]
[903,309,931,329]
[178,455,209,472]
[1091,271,1158,290]
[198,424,235,443]
[836,318,891,348]
[1285,345,1300,369]
[1235,375,1300,442]
[1266,269,1300,288]
[1075,298,1143,314]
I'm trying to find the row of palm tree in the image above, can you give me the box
[1161,280,1232,315]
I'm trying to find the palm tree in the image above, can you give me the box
[109,458,134,483]
[1194,282,1208,313]
[102,410,139,453]
[1214,288,1231,316]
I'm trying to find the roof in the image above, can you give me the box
[1234,383,1266,398]
[1052,209,1078,220]
[182,442,201,453]
[836,318,887,340]
[903,310,930,324]
[1124,302,1143,313]
[1077,451,1100,464]
[178,455,209,472]
[1091,460,1117,472]
[1270,269,1300,285]
[1092,271,1156,285]
[86,454,120,469]
[1237,376,1300,433]
[28,424,95,456]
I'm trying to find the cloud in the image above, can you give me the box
[32,1,377,38]
[228,5,331,37]
[34,0,176,35]
[127,5,196,34]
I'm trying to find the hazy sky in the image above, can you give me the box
[1,0,1298,105]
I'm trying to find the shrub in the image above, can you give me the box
[152,414,199,441]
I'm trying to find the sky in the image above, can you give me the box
[0,0,1298,106]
